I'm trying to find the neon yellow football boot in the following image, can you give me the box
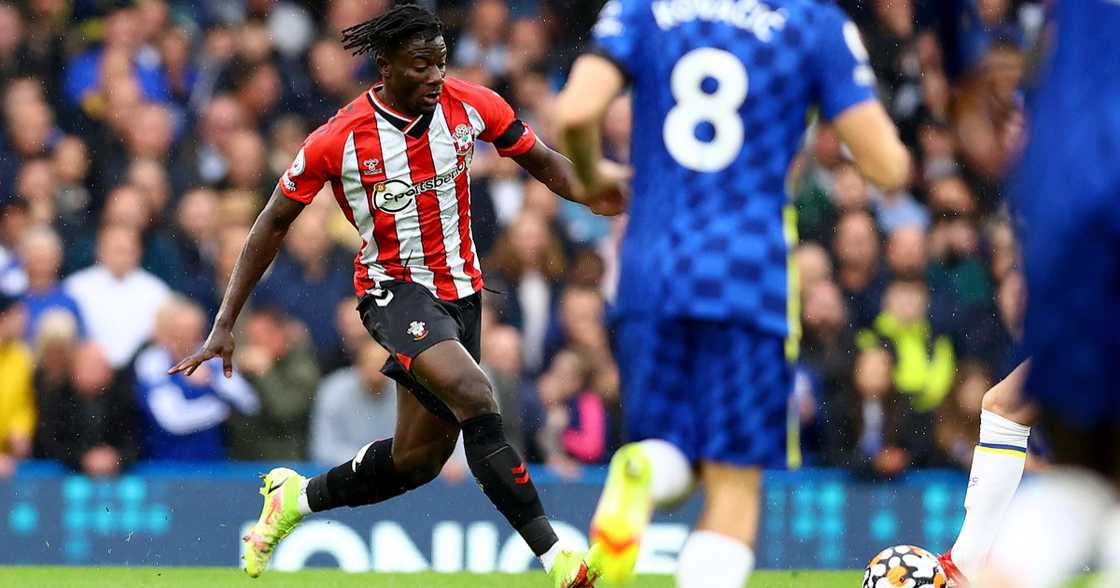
[548,543,604,588]
[242,467,306,577]
[588,443,654,585]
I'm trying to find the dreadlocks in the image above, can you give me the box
[340,3,444,59]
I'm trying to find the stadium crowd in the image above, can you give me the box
[0,0,1045,480]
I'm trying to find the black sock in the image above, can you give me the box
[462,413,558,556]
[305,438,412,511]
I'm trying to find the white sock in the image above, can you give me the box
[676,530,754,588]
[1093,507,1120,588]
[296,478,313,516]
[539,541,562,573]
[638,439,694,506]
[986,469,1114,588]
[950,409,1030,578]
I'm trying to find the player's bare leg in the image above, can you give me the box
[410,340,599,587]
[941,361,1036,586]
[675,464,761,588]
[244,384,459,576]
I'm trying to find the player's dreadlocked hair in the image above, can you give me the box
[340,3,444,59]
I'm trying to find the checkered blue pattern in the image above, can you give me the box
[1011,0,1120,427]
[612,318,791,467]
[594,0,875,336]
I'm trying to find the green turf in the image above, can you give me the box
[0,567,1098,587]
[0,568,855,587]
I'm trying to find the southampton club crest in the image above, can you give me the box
[453,124,475,161]
[407,321,429,341]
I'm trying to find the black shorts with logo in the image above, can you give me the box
[357,280,481,423]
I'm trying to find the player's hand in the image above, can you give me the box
[169,326,236,378]
[583,159,630,216]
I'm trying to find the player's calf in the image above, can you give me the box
[677,464,761,588]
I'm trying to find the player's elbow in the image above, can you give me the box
[553,96,598,135]
[862,144,911,192]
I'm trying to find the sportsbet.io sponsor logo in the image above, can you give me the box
[373,160,467,213]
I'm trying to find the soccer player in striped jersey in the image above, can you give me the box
[555,1,909,586]
[169,5,622,586]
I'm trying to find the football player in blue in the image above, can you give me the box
[554,1,909,585]
[980,2,1120,587]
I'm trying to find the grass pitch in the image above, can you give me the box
[0,567,858,587]
[0,567,1098,587]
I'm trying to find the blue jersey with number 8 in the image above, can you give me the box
[593,0,875,335]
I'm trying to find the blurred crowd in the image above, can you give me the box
[0,0,1043,481]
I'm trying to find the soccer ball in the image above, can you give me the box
[862,545,948,588]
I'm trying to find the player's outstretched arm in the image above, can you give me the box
[553,54,628,210]
[512,140,626,216]
[832,100,911,191]
[168,186,306,378]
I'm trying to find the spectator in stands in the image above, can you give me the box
[0,197,29,296]
[16,158,55,226]
[801,279,856,403]
[227,307,319,461]
[481,321,526,454]
[310,341,396,465]
[255,203,352,365]
[936,361,990,470]
[487,211,567,374]
[796,242,834,294]
[173,95,246,189]
[452,0,509,77]
[35,331,139,476]
[928,215,993,313]
[858,280,956,412]
[832,163,872,214]
[64,225,171,369]
[822,346,932,478]
[52,135,93,230]
[18,225,85,342]
[64,6,168,113]
[220,129,269,193]
[299,38,364,124]
[536,349,614,475]
[833,210,886,329]
[226,59,283,133]
[794,124,845,243]
[134,297,257,461]
[170,188,220,314]
[0,289,32,476]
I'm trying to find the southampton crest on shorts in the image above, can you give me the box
[407,321,428,341]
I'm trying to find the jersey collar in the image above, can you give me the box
[368,86,434,139]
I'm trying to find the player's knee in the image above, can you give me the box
[981,381,1019,417]
[444,371,498,421]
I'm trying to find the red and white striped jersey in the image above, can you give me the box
[277,76,538,300]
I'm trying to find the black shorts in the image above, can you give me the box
[358,280,481,424]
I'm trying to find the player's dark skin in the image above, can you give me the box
[169,33,622,485]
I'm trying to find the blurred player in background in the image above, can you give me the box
[980,2,1120,587]
[169,5,622,587]
[555,1,909,586]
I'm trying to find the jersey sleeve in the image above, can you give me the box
[277,124,336,204]
[469,85,538,158]
[811,7,878,121]
[589,0,643,79]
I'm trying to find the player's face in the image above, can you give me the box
[381,35,447,115]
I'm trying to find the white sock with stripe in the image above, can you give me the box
[950,409,1031,579]
[676,530,755,588]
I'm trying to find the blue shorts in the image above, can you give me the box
[611,318,792,468]
[1020,196,1120,427]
